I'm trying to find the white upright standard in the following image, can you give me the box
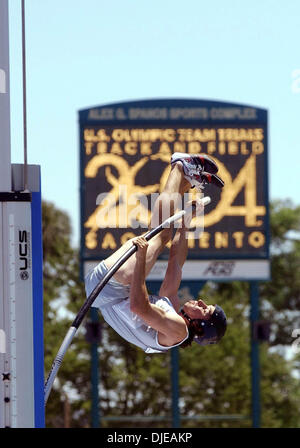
[0,0,44,428]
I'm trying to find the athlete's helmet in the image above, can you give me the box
[193,305,227,346]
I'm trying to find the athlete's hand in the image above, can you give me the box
[183,198,205,228]
[133,236,149,260]
[186,198,204,218]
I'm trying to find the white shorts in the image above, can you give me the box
[84,261,131,308]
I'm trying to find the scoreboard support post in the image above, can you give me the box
[250,281,261,428]
[148,280,208,429]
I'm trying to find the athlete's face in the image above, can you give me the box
[183,299,215,320]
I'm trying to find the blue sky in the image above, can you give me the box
[8,0,300,246]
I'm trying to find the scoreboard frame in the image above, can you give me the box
[79,99,270,281]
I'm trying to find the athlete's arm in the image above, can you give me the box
[129,237,149,315]
[159,201,201,311]
[129,237,187,341]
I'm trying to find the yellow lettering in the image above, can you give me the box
[240,142,249,155]
[177,128,216,142]
[188,142,201,154]
[252,141,264,154]
[111,142,123,155]
[140,142,152,155]
[97,142,107,154]
[125,142,137,155]
[215,232,228,248]
[112,129,127,142]
[128,200,149,227]
[197,128,216,141]
[178,129,186,141]
[97,129,110,142]
[85,142,93,155]
[187,234,195,248]
[120,232,135,245]
[165,240,172,249]
[248,231,265,248]
[228,141,238,155]
[204,155,265,227]
[232,232,244,248]
[84,128,110,142]
[207,141,216,154]
[173,142,186,153]
[158,142,172,157]
[254,128,264,140]
[218,128,225,140]
[164,129,176,142]
[219,141,226,155]
[217,128,264,142]
[95,193,117,229]
[84,127,265,157]
[199,232,210,248]
[84,129,96,142]
[102,232,117,250]
[85,232,97,250]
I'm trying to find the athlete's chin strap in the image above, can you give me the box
[180,308,192,323]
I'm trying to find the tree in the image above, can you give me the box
[260,199,300,346]
[42,199,300,428]
[43,201,91,427]
[179,281,300,428]
[179,281,252,428]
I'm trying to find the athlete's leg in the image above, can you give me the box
[149,163,190,228]
[104,163,190,285]
[103,228,172,284]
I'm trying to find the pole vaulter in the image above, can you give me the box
[45,153,227,404]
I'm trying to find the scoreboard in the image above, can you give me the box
[79,99,270,281]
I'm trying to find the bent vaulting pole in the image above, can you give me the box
[44,209,189,404]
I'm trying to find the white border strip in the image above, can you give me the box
[84,259,270,281]
[8,213,17,426]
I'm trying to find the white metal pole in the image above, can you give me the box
[21,0,29,192]
[0,0,12,192]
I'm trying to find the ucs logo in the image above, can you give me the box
[20,271,29,280]
[19,230,30,280]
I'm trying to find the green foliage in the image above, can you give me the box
[178,282,252,428]
[98,324,172,427]
[43,199,300,428]
[260,346,300,427]
[43,201,91,427]
[260,199,300,344]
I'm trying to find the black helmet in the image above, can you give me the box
[193,305,227,346]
